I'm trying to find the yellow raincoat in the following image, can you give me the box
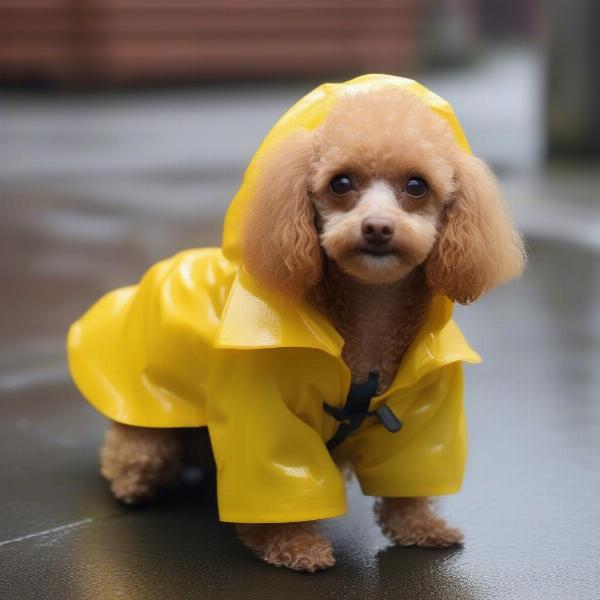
[68,75,481,523]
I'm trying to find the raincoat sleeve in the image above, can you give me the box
[341,361,469,498]
[205,347,348,523]
[67,249,237,428]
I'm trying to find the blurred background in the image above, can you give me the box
[1,2,599,599]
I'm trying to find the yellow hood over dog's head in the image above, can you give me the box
[225,74,524,304]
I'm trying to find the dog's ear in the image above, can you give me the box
[241,130,321,298]
[425,153,526,304]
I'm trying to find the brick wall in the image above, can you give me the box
[0,0,421,84]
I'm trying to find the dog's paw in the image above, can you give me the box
[109,475,157,505]
[375,497,464,548]
[385,520,464,548]
[266,538,335,573]
[237,522,335,573]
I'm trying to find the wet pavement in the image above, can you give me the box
[2,51,600,599]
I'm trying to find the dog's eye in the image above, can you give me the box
[406,177,428,198]
[329,174,353,195]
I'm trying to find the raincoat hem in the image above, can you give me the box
[357,470,464,498]
[218,495,347,523]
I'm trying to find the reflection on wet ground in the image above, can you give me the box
[1,55,599,598]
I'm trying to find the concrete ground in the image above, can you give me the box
[1,50,599,599]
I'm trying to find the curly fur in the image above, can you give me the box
[374,497,464,547]
[100,86,526,573]
[101,423,213,504]
[101,422,183,504]
[425,153,526,304]
[311,262,431,391]
[236,522,335,572]
[241,131,322,298]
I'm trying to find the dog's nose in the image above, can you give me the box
[362,217,394,245]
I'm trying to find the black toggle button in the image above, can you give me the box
[375,405,403,433]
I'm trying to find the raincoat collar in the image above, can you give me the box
[215,270,481,393]
[215,268,344,356]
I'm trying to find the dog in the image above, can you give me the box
[69,77,525,573]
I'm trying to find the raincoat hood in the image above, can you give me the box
[222,73,471,265]
[68,75,481,524]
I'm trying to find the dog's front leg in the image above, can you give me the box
[236,522,335,572]
[374,497,463,548]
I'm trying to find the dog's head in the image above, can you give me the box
[241,87,525,304]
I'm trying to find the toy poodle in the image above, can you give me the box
[81,83,525,573]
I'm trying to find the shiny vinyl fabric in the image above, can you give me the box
[67,75,481,523]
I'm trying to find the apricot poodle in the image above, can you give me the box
[100,87,525,572]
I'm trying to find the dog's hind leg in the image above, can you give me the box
[100,421,183,504]
[236,522,335,573]
[374,496,464,548]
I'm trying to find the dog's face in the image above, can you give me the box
[309,91,457,284]
[313,174,443,284]
[242,88,525,303]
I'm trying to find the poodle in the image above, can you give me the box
[95,85,525,572]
